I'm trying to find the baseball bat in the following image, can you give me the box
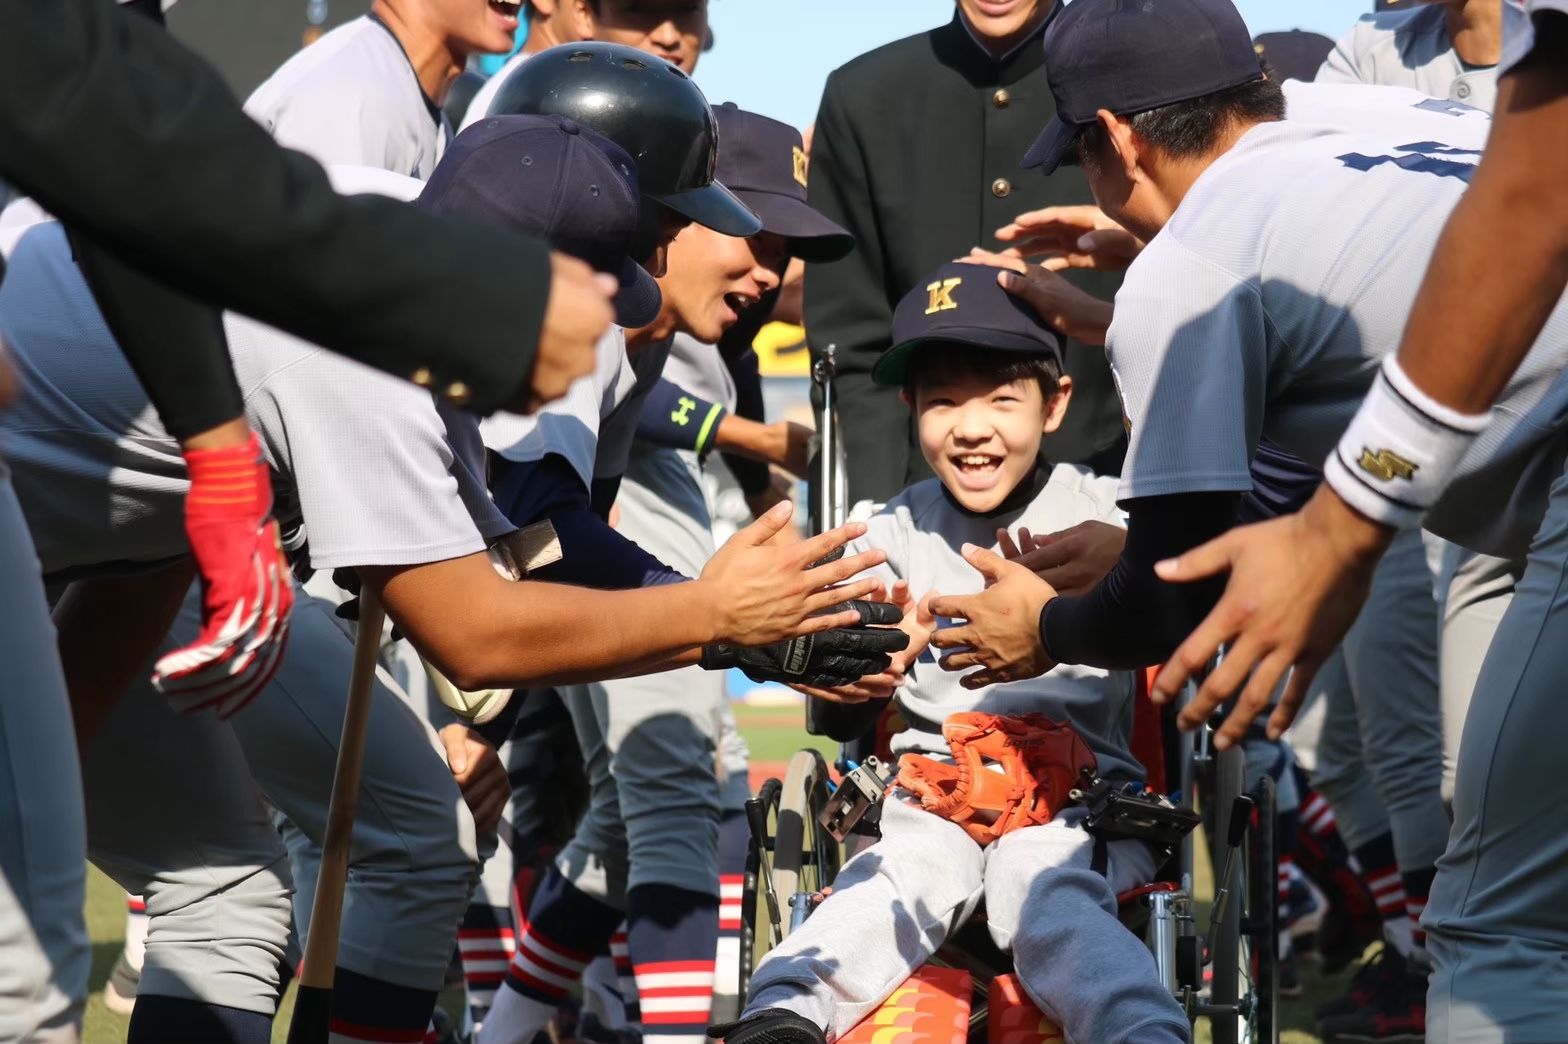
[287,589,386,1044]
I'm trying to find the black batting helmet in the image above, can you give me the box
[487,42,761,239]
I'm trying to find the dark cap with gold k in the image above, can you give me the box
[873,261,1065,386]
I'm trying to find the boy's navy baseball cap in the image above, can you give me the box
[712,103,854,263]
[1022,0,1265,176]
[873,261,1064,386]
[419,114,662,328]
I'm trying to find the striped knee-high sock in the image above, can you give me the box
[324,967,439,1044]
[610,924,640,1028]
[458,905,515,1031]
[1353,833,1414,957]
[711,808,749,1027]
[477,867,623,1044]
[1402,865,1436,950]
[628,884,719,1044]
[1298,789,1339,841]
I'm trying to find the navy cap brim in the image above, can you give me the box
[732,188,854,263]
[654,179,762,238]
[872,329,1063,387]
[1021,115,1086,175]
[614,256,662,328]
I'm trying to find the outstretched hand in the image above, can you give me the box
[701,499,888,647]
[956,249,1115,346]
[993,205,1144,272]
[998,521,1125,598]
[928,545,1058,689]
[1149,487,1393,749]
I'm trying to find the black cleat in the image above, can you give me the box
[708,1009,827,1044]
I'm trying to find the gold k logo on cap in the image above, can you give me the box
[792,146,809,187]
[925,277,961,315]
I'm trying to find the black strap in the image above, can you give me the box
[1090,836,1109,876]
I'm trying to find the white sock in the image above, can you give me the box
[124,895,150,971]
[1383,916,1418,960]
[474,982,559,1044]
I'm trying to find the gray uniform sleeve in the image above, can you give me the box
[1316,19,1373,84]
[1107,235,1266,502]
[232,317,513,571]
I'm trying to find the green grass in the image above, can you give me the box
[78,703,1346,1042]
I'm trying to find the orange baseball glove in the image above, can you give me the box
[897,712,1097,846]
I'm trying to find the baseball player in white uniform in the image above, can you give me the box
[1,120,893,1044]
[926,3,1568,1041]
[1318,0,1502,111]
[246,0,523,179]
[1319,0,1517,819]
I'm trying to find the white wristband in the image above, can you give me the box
[1324,355,1491,529]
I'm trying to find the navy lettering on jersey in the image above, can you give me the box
[1338,149,1477,182]
[1413,97,1481,117]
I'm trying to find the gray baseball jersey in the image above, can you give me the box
[1317,5,1498,111]
[1109,80,1568,560]
[845,464,1142,783]
[461,49,531,133]
[245,15,451,178]
[0,174,512,578]
[481,334,674,486]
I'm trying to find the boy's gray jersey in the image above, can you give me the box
[0,171,511,579]
[245,16,451,178]
[1109,81,1568,559]
[1317,5,1498,111]
[847,464,1142,783]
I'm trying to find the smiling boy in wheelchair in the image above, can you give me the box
[711,261,1192,1044]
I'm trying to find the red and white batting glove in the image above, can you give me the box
[151,431,294,718]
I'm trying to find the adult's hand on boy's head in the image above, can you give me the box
[993,205,1143,271]
[700,499,889,647]
[957,250,1114,346]
[929,545,1058,689]
[999,522,1126,598]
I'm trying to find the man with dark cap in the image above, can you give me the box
[475,103,871,1044]
[1253,29,1336,81]
[805,0,1127,507]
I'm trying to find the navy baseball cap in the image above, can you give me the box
[712,103,854,263]
[872,262,1065,387]
[1022,0,1265,175]
[1252,30,1334,83]
[418,114,661,328]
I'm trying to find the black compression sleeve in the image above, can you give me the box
[1039,492,1240,670]
[67,230,243,441]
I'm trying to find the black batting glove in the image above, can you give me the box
[701,600,908,686]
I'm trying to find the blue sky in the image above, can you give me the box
[691,0,1374,128]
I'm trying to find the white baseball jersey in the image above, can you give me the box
[460,49,531,132]
[0,170,512,579]
[1108,81,1568,559]
[1318,5,1499,111]
[481,335,674,487]
[245,15,451,178]
[1503,0,1568,73]
[844,463,1141,781]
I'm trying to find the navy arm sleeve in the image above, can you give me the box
[1039,492,1239,670]
[489,453,688,590]
[636,379,727,457]
[1237,438,1321,525]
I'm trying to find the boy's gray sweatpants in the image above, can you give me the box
[744,794,1189,1044]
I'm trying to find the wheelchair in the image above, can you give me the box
[730,350,1282,1044]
